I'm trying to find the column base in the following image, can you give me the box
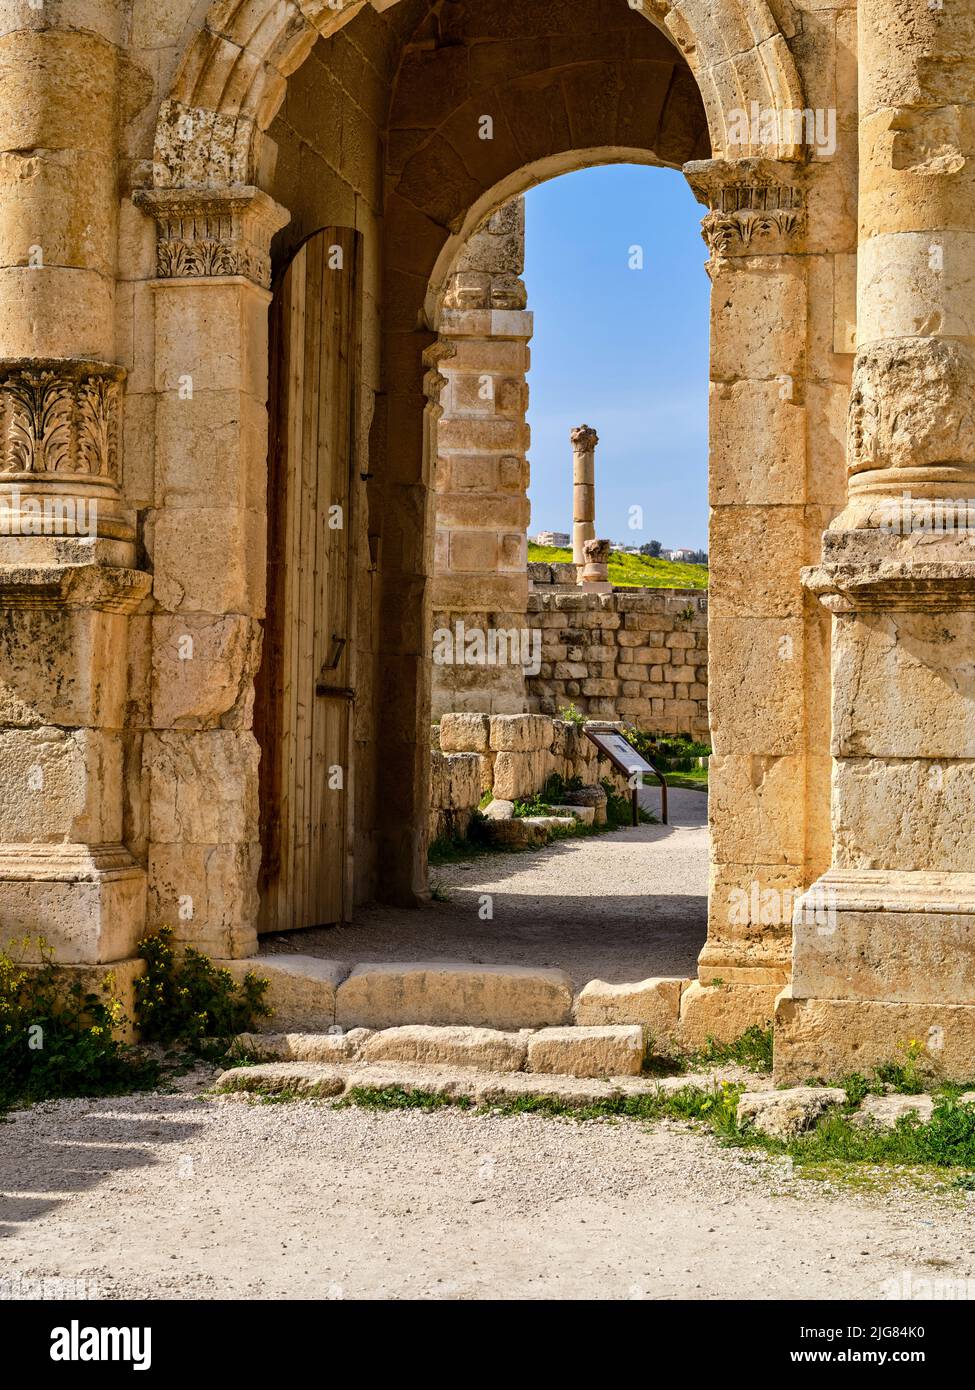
[0,844,146,964]
[774,985,975,1085]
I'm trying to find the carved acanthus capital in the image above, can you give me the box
[570,424,599,453]
[685,158,805,262]
[134,185,291,289]
[0,360,124,480]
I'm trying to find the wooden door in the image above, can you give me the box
[256,228,360,931]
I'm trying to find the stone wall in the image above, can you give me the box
[437,712,629,803]
[525,575,709,738]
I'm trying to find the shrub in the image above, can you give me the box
[135,926,270,1047]
[0,938,159,1115]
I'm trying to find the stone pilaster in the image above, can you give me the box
[433,198,532,717]
[685,156,842,1028]
[134,185,290,958]
[0,4,151,989]
[778,0,975,1081]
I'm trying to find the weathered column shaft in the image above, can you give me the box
[570,424,598,573]
[779,0,975,1081]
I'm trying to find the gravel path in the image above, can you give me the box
[265,787,708,986]
[2,1074,972,1301]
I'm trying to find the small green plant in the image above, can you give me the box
[558,703,586,727]
[690,1025,774,1074]
[135,926,270,1049]
[429,880,452,903]
[877,1038,929,1094]
[0,937,159,1115]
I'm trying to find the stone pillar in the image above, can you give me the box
[683,155,852,1039]
[433,198,532,716]
[778,0,975,1081]
[570,424,598,578]
[0,2,152,1002]
[133,187,290,959]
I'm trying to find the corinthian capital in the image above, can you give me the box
[685,158,805,260]
[133,186,291,289]
[570,424,599,452]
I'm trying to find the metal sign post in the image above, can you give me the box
[583,728,668,825]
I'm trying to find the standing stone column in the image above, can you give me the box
[571,424,598,579]
[0,2,152,1002]
[133,187,290,960]
[433,198,532,716]
[778,0,975,1081]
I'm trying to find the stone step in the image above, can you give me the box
[236,1023,644,1078]
[214,1058,764,1108]
[335,960,574,1031]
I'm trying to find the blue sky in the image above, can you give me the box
[523,164,710,551]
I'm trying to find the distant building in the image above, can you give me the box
[534,530,570,547]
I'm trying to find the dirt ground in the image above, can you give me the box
[266,786,708,986]
[2,1072,972,1301]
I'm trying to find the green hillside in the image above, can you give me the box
[528,543,708,590]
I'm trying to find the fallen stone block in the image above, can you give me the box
[850,1093,935,1129]
[213,1061,346,1098]
[482,798,514,820]
[335,960,574,1031]
[360,1024,529,1072]
[737,1086,847,1140]
[219,954,350,1032]
[527,1024,644,1077]
[574,977,683,1045]
[549,803,595,825]
[677,979,777,1048]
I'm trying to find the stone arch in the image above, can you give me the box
[152,0,805,189]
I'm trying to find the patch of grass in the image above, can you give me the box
[662,769,708,790]
[528,542,708,590]
[681,1025,775,1074]
[335,1085,472,1111]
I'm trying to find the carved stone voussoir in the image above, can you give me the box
[685,158,806,260]
[134,186,291,289]
[0,360,124,480]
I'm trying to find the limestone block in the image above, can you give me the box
[0,606,128,729]
[144,729,260,845]
[709,380,806,506]
[218,954,350,1033]
[832,611,975,759]
[335,961,574,1030]
[774,988,975,1085]
[737,1086,846,1140]
[677,980,778,1047]
[0,726,122,842]
[851,1094,935,1129]
[708,752,805,864]
[0,147,115,276]
[709,259,806,384]
[0,846,146,963]
[154,390,268,511]
[527,1025,644,1077]
[791,880,975,1005]
[438,711,491,752]
[488,712,549,751]
[361,1024,529,1071]
[573,977,683,1043]
[833,758,975,873]
[482,798,513,819]
[708,616,805,757]
[147,842,260,960]
[152,279,270,401]
[708,506,806,618]
[214,1061,346,1098]
[233,1029,373,1062]
[146,506,266,616]
[150,614,262,731]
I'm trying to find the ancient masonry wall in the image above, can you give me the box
[525,570,709,738]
